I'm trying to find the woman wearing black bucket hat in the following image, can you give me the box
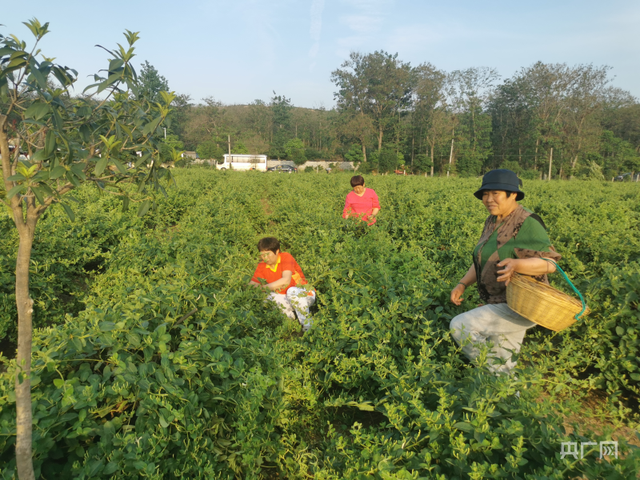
[449,169,562,375]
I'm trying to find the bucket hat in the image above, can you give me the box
[473,169,524,201]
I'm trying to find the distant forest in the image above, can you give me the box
[151,52,640,179]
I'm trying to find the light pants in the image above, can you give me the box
[449,303,536,375]
[267,287,316,331]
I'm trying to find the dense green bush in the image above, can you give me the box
[0,269,287,478]
[1,170,639,478]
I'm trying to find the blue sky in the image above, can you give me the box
[3,0,639,108]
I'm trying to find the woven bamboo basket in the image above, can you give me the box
[506,271,590,332]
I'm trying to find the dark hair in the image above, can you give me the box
[350,175,365,188]
[257,237,280,253]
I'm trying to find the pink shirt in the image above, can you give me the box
[342,188,380,224]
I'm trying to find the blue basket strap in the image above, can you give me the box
[540,258,587,320]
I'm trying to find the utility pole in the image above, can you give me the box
[548,148,553,181]
[411,136,414,167]
[447,130,454,177]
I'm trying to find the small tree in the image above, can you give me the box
[377,146,400,173]
[284,138,307,165]
[138,60,169,103]
[344,143,364,164]
[231,141,248,154]
[196,139,224,160]
[0,20,174,479]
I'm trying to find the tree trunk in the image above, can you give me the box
[361,142,367,163]
[447,135,454,177]
[378,126,383,152]
[430,142,434,177]
[2,115,37,480]
[396,111,400,156]
[569,117,586,177]
[15,222,37,480]
[571,154,580,171]
[411,136,414,167]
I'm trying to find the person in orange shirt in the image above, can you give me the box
[249,237,316,332]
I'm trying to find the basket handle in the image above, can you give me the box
[540,258,587,320]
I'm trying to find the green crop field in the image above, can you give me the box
[1,169,639,479]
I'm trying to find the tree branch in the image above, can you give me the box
[35,183,75,215]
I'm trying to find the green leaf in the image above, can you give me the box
[31,171,50,182]
[94,157,109,176]
[7,174,26,182]
[99,322,116,332]
[142,116,162,136]
[104,462,118,475]
[454,422,474,432]
[31,186,45,205]
[111,158,126,174]
[61,203,75,222]
[97,72,122,94]
[53,379,64,388]
[109,59,124,72]
[88,460,103,477]
[32,149,51,162]
[158,414,169,429]
[616,326,625,336]
[79,124,91,142]
[137,199,151,217]
[70,337,83,352]
[103,420,115,436]
[52,107,63,130]
[52,66,75,87]
[122,196,130,212]
[25,101,50,121]
[77,106,92,118]
[50,166,66,179]
[66,171,81,188]
[45,130,56,155]
[6,184,25,199]
[0,77,9,102]
[70,163,87,180]
[39,183,55,196]
[0,47,15,57]
[6,56,27,70]
[29,65,47,89]
[136,153,151,168]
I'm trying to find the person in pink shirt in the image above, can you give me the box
[342,175,381,225]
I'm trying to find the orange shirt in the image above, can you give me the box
[251,252,308,294]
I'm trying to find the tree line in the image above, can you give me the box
[161,52,640,179]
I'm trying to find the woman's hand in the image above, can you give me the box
[450,283,466,306]
[451,265,477,306]
[496,258,519,285]
[497,257,556,285]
